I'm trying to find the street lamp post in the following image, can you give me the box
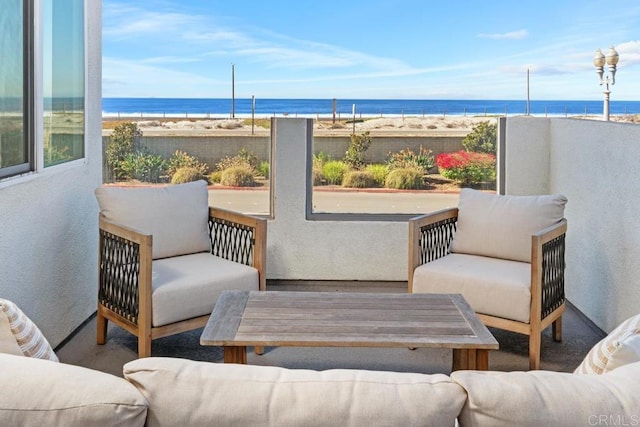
[593,46,619,121]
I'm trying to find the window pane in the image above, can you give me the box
[0,0,30,177]
[43,0,84,167]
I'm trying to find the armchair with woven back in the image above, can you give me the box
[409,188,567,370]
[95,180,266,358]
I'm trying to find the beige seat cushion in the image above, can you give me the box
[452,361,640,427]
[450,188,567,262]
[574,313,640,374]
[0,298,58,361]
[413,253,531,323]
[0,353,147,427]
[151,253,258,327]
[124,357,467,427]
[95,180,210,260]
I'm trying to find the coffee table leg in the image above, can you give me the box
[223,346,247,364]
[475,349,489,370]
[452,349,489,371]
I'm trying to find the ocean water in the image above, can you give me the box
[102,97,640,118]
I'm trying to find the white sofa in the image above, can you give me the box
[3,299,640,426]
[1,353,639,427]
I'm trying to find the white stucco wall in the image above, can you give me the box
[505,116,640,333]
[0,2,102,347]
[267,119,408,281]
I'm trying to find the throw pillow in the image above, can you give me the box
[450,188,567,263]
[0,299,59,362]
[574,313,640,374]
[95,180,211,260]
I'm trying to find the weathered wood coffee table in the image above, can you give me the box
[200,290,498,371]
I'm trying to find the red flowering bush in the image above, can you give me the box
[436,151,496,186]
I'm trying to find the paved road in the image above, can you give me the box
[209,188,459,216]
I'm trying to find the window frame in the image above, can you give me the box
[0,0,88,184]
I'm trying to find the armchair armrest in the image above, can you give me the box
[98,215,153,326]
[531,219,567,321]
[408,208,458,292]
[208,207,267,291]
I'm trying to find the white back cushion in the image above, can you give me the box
[95,180,210,260]
[450,188,567,262]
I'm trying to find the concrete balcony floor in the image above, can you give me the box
[56,281,605,377]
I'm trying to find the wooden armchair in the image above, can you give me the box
[408,189,567,370]
[95,181,266,358]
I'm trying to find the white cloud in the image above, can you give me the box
[477,29,529,40]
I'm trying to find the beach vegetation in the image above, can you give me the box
[242,118,271,129]
[364,164,389,187]
[342,170,377,188]
[436,151,496,186]
[220,165,255,187]
[462,121,497,154]
[106,122,142,181]
[171,166,204,184]
[322,160,349,185]
[167,150,208,180]
[384,167,423,190]
[387,146,435,174]
[344,132,371,169]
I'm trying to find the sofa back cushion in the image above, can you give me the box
[0,298,58,361]
[450,188,567,262]
[451,361,640,427]
[124,357,466,427]
[0,353,147,427]
[95,180,210,260]
[574,313,640,374]
[0,305,23,356]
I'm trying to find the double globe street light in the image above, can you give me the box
[593,46,619,121]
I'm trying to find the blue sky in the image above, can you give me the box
[103,0,640,100]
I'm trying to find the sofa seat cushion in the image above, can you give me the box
[123,357,467,427]
[95,180,210,260]
[152,253,258,327]
[574,313,640,374]
[451,361,640,427]
[0,298,58,361]
[413,253,531,323]
[450,188,567,263]
[0,353,147,427]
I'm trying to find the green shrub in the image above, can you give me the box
[313,164,325,185]
[220,165,255,187]
[322,160,350,185]
[167,150,208,179]
[364,164,389,187]
[436,151,496,186]
[462,121,497,154]
[342,170,377,188]
[387,146,434,173]
[314,151,331,165]
[119,151,167,183]
[257,161,270,178]
[384,167,423,190]
[171,166,203,184]
[344,132,372,169]
[209,170,222,183]
[216,148,257,173]
[106,122,142,181]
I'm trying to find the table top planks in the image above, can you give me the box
[201,291,498,350]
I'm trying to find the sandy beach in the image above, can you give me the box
[103,114,639,137]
